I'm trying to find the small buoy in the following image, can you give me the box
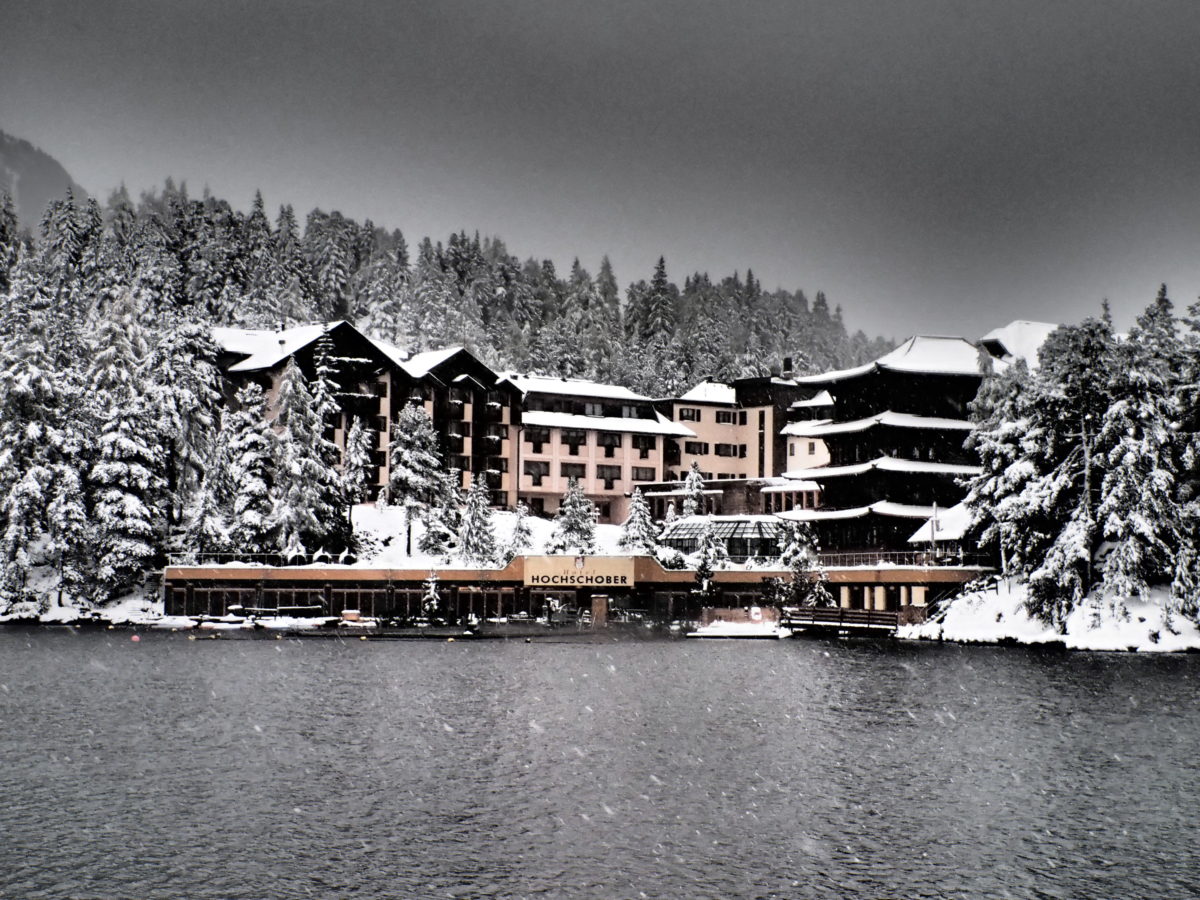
[525,637,532,643]
[275,634,283,640]
[130,634,140,642]
[188,635,196,641]
[447,637,455,643]
[107,625,114,630]
[359,635,367,641]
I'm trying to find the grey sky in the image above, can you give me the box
[3,0,1199,340]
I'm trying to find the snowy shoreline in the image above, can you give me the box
[897,579,1200,653]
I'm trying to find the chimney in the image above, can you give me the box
[782,356,794,376]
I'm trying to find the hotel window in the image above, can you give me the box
[739,444,747,459]
[632,466,655,482]
[716,410,735,424]
[525,427,550,453]
[596,465,621,490]
[678,407,701,422]
[561,462,586,480]
[451,455,470,471]
[597,432,622,457]
[524,460,550,486]
[808,442,816,455]
[738,411,748,425]
[789,444,795,457]
[584,402,604,416]
[633,435,656,459]
[715,443,738,457]
[685,441,710,455]
[561,429,587,455]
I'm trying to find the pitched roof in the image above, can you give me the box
[215,322,344,372]
[782,456,982,480]
[781,411,974,438]
[777,501,939,522]
[792,335,994,386]
[677,380,737,404]
[402,346,465,378]
[520,410,695,437]
[502,372,650,402]
[907,501,972,543]
[978,320,1059,367]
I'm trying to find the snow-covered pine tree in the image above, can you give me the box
[271,356,345,558]
[1021,319,1116,627]
[421,572,441,621]
[145,317,223,530]
[388,403,443,554]
[342,415,376,526]
[545,478,598,555]
[962,356,1039,575]
[458,473,498,566]
[225,383,276,555]
[681,461,706,517]
[46,464,92,606]
[505,501,534,561]
[418,469,462,558]
[1095,290,1187,604]
[90,395,166,601]
[661,500,678,526]
[618,487,659,554]
[693,519,727,599]
[777,522,832,607]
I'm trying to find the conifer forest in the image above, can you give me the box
[0,183,887,609]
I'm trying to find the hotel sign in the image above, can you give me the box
[523,555,636,588]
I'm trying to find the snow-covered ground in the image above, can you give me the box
[899,578,1200,652]
[686,620,792,639]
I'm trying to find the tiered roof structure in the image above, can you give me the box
[778,336,991,549]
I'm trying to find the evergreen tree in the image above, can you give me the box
[90,396,165,600]
[419,469,462,558]
[272,357,345,557]
[777,522,832,607]
[227,383,276,554]
[545,478,598,554]
[693,519,727,599]
[458,473,499,565]
[388,403,442,554]
[342,415,376,522]
[505,501,534,561]
[681,461,706,517]
[618,487,659,554]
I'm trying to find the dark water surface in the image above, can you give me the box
[1,629,1197,899]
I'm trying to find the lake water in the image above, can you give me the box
[1,629,1197,899]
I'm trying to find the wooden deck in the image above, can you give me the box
[781,606,901,634]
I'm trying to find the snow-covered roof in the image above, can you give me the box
[215,322,345,372]
[503,372,650,402]
[978,320,1058,368]
[761,480,819,493]
[777,501,938,522]
[677,380,737,405]
[790,390,834,409]
[792,335,994,386]
[368,336,409,369]
[781,419,832,436]
[403,346,465,378]
[520,410,695,437]
[781,411,973,439]
[782,456,982,480]
[907,502,972,543]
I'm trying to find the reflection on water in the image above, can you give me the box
[1,630,1197,899]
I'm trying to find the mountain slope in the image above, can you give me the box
[0,129,89,226]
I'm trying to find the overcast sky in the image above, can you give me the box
[4,0,1199,340]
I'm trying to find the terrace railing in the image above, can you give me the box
[817,550,992,569]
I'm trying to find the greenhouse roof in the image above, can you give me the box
[660,516,784,542]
